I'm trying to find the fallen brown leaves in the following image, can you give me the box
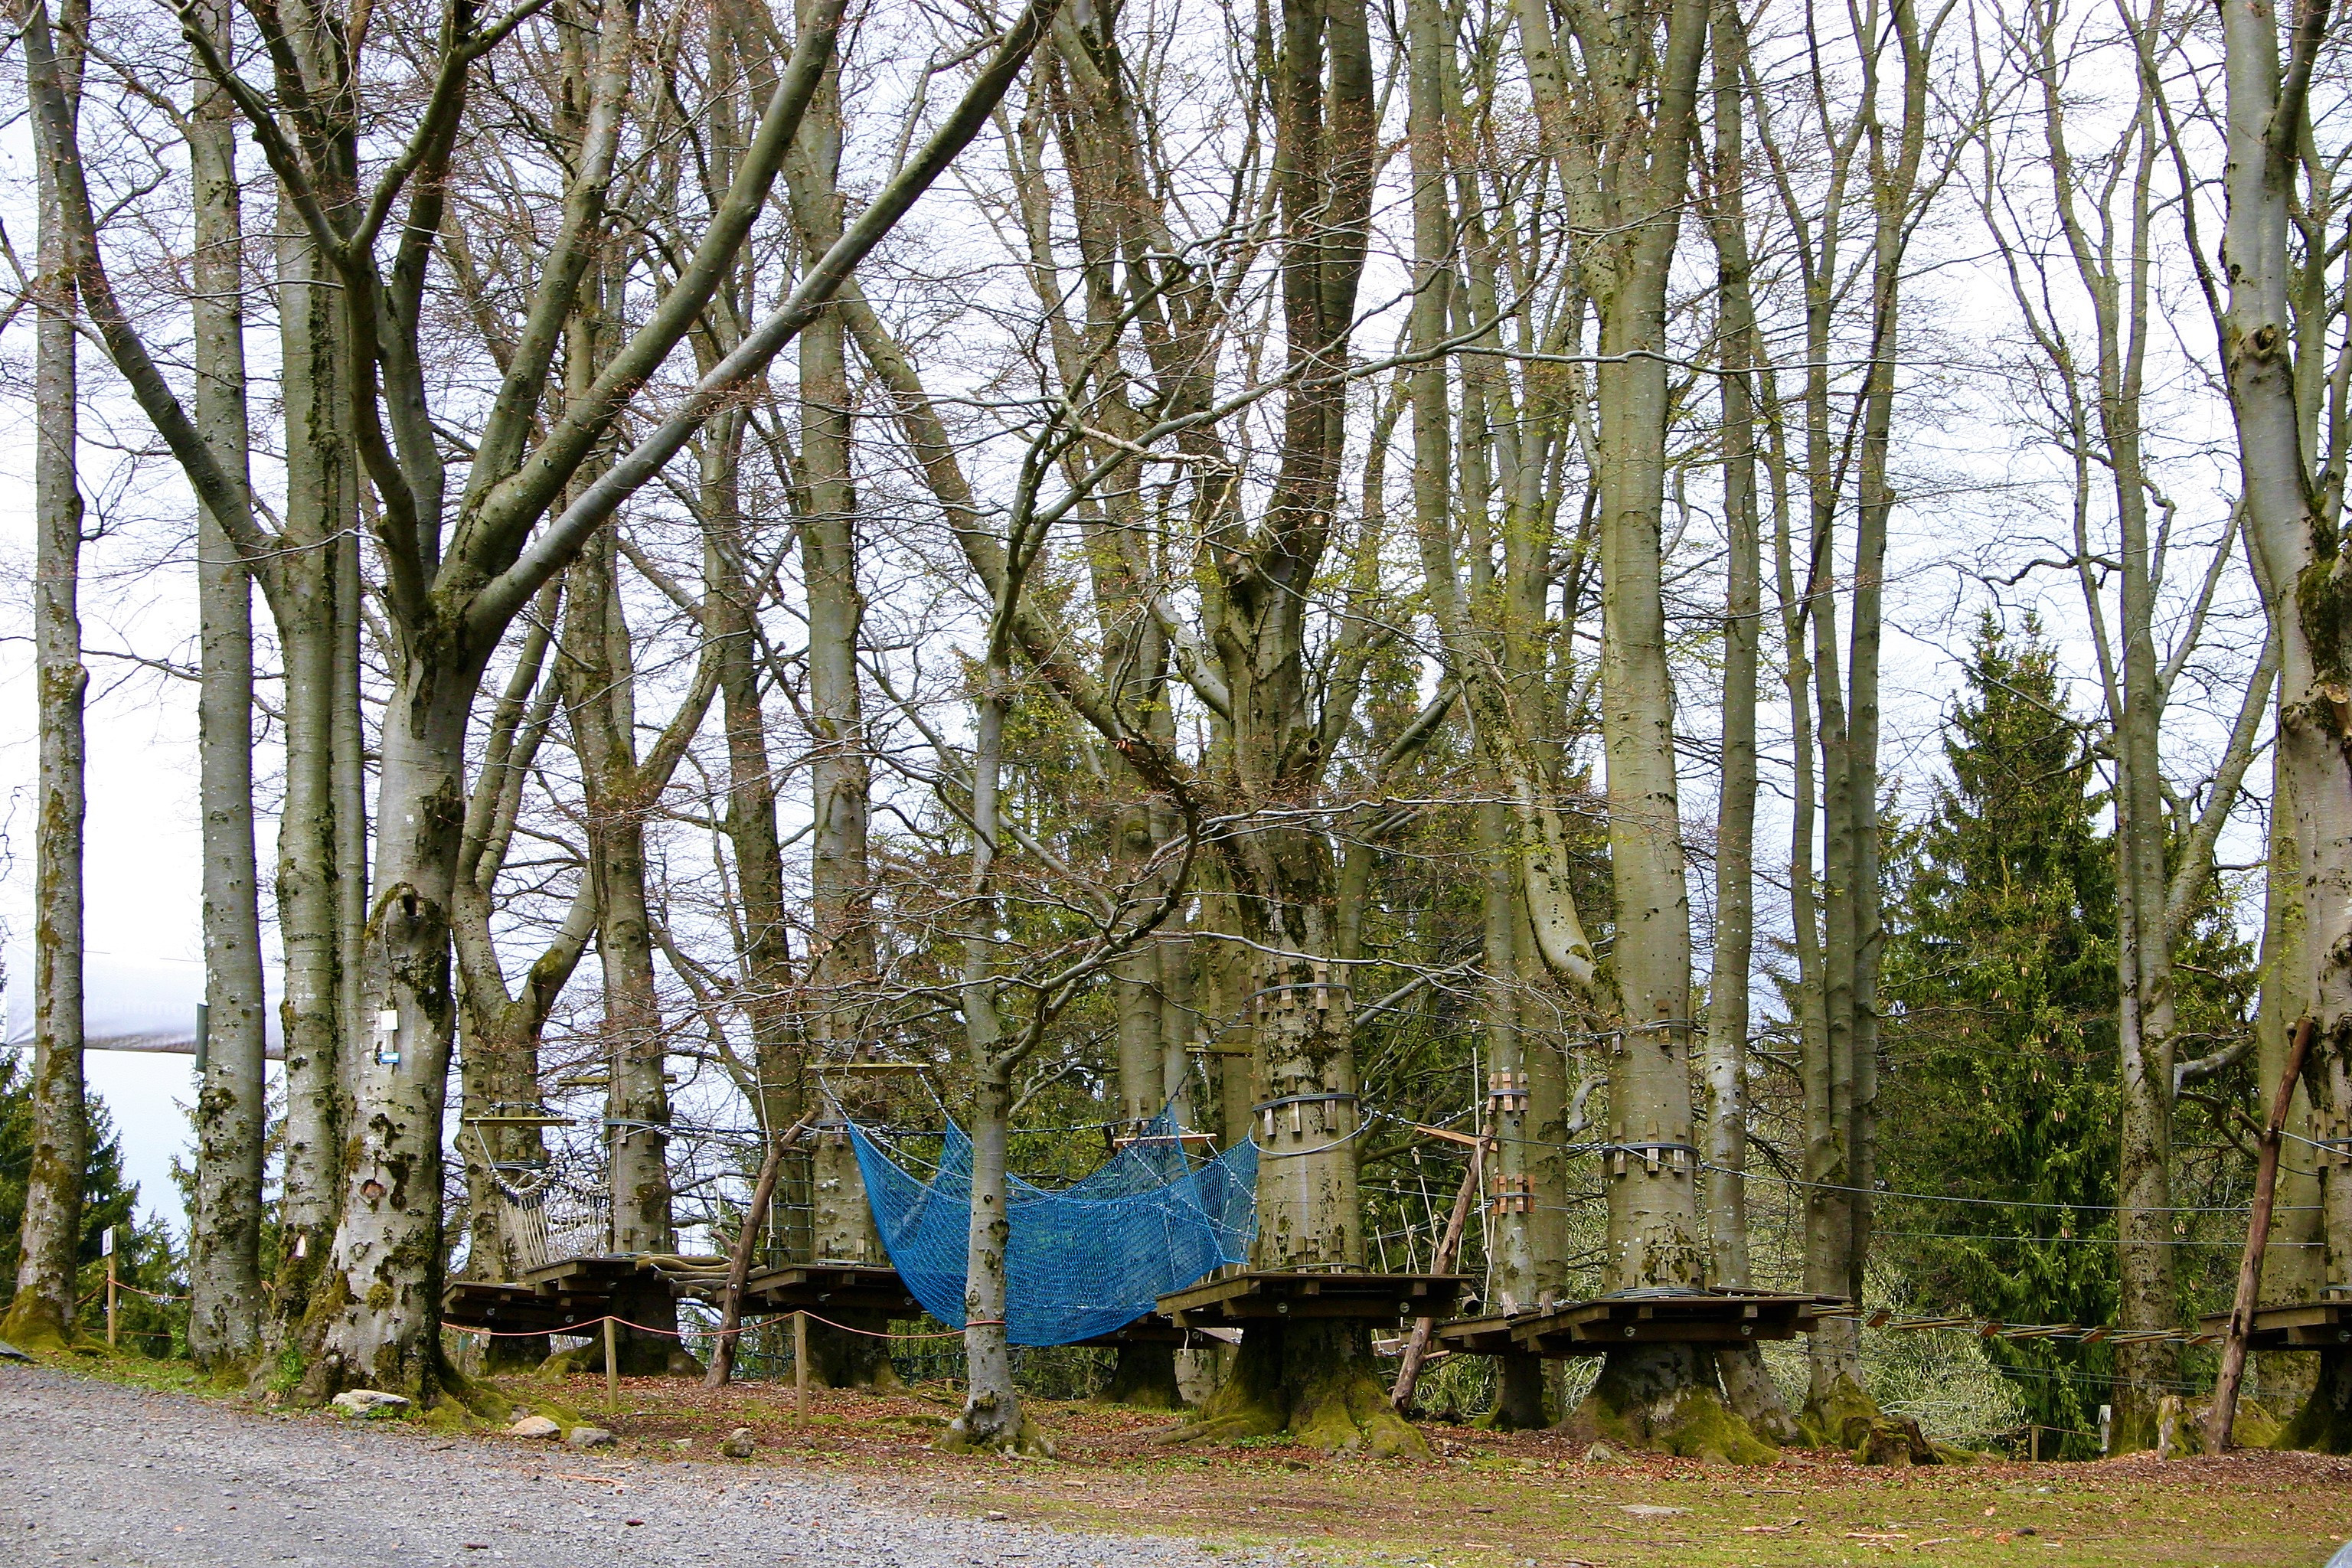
[469,1371,2352,1568]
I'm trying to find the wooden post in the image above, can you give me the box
[1390,1127,1488,1409]
[704,1116,808,1389]
[2029,1424,2040,1464]
[2207,1015,2314,1452]
[603,1314,620,1408]
[104,1227,117,1348]
[793,1309,809,1423]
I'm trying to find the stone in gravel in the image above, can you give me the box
[719,1426,756,1459]
[508,1415,562,1439]
[329,1390,411,1417]
[567,1426,616,1449]
[1619,1504,1687,1518]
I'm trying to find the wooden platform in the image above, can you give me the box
[1436,1289,1846,1357]
[1073,1311,1191,1347]
[1156,1269,1468,1326]
[1433,1313,1523,1355]
[443,1254,693,1334]
[736,1262,922,1318]
[2197,1298,2352,1351]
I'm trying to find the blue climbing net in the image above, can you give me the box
[847,1104,1259,1347]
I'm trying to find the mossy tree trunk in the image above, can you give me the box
[1514,0,1775,1455]
[564,530,694,1375]
[2282,1348,2352,1453]
[1694,0,1798,1446]
[268,152,362,1364]
[451,596,596,1373]
[3,0,87,1355]
[187,0,268,1375]
[2212,0,2352,1462]
[783,20,899,1387]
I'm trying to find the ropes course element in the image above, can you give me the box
[848,1099,1258,1347]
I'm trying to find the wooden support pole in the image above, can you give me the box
[705,1115,809,1390]
[1390,1130,1488,1409]
[794,1309,809,1423]
[105,1230,117,1348]
[604,1314,620,1408]
[2207,1015,2314,1452]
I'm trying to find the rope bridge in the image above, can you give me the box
[847,1102,1258,1347]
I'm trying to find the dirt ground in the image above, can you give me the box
[494,1370,2352,1568]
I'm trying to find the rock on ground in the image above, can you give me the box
[331,1390,412,1417]
[507,1415,561,1439]
[0,1367,1279,1568]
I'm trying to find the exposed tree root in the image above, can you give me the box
[0,1295,72,1354]
[1156,1322,1426,1457]
[1795,1370,1954,1465]
[1554,1347,1775,1464]
[1097,1341,1185,1410]
[939,1389,1056,1456]
[1796,1370,1882,1449]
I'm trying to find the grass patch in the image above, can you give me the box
[464,1370,2352,1567]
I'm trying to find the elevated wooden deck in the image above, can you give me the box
[737,1262,921,1318]
[1436,1289,1847,1357]
[2197,1298,2352,1351]
[443,1254,703,1334]
[1156,1269,1469,1326]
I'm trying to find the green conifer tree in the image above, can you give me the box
[1880,612,2119,1455]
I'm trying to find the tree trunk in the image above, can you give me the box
[943,670,1047,1455]
[188,0,268,1370]
[1702,3,1795,1438]
[564,531,689,1376]
[2217,0,2352,1448]
[296,657,479,1403]
[452,598,587,1373]
[266,185,358,1361]
[787,21,896,1387]
[3,0,87,1353]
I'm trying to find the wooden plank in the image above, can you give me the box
[1432,1315,1520,1356]
[1156,1271,1468,1326]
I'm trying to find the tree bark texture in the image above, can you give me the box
[5,0,88,1353]
[188,0,269,1370]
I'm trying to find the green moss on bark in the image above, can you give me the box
[1158,1322,1427,1457]
[1797,1370,1882,1449]
[0,1293,71,1353]
[1098,1341,1185,1410]
[2279,1350,2352,1453]
[1557,1347,1776,1464]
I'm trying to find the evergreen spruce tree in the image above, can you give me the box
[1880,612,2119,1455]
[0,1054,184,1353]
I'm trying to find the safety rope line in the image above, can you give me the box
[444,1309,996,1342]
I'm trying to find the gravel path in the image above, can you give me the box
[1,1366,1289,1568]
